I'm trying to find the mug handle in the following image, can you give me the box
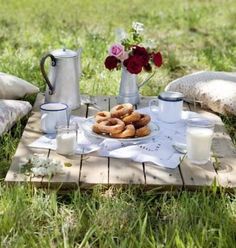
[40,113,48,133]
[149,99,159,113]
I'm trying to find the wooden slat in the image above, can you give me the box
[5,94,48,186]
[42,151,81,189]
[179,104,219,188]
[79,96,109,188]
[180,158,219,188]
[108,96,145,185]
[109,158,145,184]
[144,162,183,189]
[42,103,88,188]
[188,104,236,189]
[135,96,183,189]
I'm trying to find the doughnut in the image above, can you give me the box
[135,125,151,137]
[92,123,103,134]
[98,118,125,134]
[122,111,141,124]
[133,114,151,128]
[110,103,134,118]
[110,124,135,138]
[95,111,111,123]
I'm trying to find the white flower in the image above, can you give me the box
[28,154,64,177]
[132,22,144,34]
[115,28,127,42]
[31,167,47,177]
[143,39,156,49]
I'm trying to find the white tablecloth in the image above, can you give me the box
[29,108,199,169]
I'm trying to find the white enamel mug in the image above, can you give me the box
[40,103,68,134]
[149,91,184,123]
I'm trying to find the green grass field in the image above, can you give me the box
[0,0,236,247]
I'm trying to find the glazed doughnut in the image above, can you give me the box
[98,118,125,134]
[122,111,141,124]
[95,111,111,123]
[110,103,134,118]
[110,124,135,138]
[135,125,151,137]
[133,114,151,128]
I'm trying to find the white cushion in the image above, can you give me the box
[165,71,236,115]
[0,72,39,99]
[0,100,32,135]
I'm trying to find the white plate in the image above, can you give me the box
[81,117,160,142]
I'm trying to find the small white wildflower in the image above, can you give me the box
[46,166,56,177]
[132,22,144,34]
[31,167,47,177]
[28,154,64,177]
[143,39,156,49]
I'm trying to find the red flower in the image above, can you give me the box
[132,46,149,66]
[153,52,162,67]
[124,55,143,74]
[104,56,120,70]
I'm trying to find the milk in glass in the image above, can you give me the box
[186,118,214,164]
[56,124,77,155]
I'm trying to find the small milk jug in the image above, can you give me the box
[40,48,82,110]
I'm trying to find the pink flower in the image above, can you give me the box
[109,44,125,58]
[118,51,129,61]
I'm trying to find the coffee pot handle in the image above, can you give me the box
[138,71,155,89]
[40,53,56,95]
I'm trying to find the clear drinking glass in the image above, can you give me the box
[56,123,77,155]
[186,117,215,164]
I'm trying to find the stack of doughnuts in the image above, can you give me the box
[92,103,151,138]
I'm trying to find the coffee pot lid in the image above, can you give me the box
[159,91,184,101]
[187,117,215,128]
[51,48,77,58]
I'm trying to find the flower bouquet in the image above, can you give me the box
[104,22,163,74]
[104,22,163,104]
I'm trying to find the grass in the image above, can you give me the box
[0,0,236,247]
[0,186,236,247]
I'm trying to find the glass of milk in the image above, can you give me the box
[56,123,77,155]
[186,117,215,164]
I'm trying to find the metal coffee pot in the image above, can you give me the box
[40,48,82,110]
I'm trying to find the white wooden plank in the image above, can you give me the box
[44,102,88,187]
[180,158,219,188]
[178,104,219,188]
[79,155,109,187]
[144,163,183,189]
[188,104,236,188]
[79,96,109,187]
[137,96,184,188]
[5,94,49,186]
[108,96,145,185]
[109,158,145,184]
[42,151,81,189]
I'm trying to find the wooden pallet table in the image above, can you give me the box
[5,94,236,190]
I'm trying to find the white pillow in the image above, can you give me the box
[0,72,39,99]
[0,100,32,135]
[165,71,236,115]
